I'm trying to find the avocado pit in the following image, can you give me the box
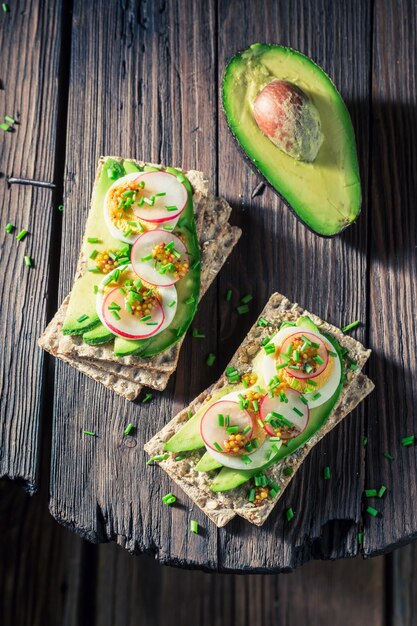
[253,79,323,162]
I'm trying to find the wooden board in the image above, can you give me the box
[0,0,64,492]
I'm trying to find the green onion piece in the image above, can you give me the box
[342,320,361,333]
[165,205,178,212]
[328,351,337,357]
[242,425,251,435]
[87,237,101,244]
[257,317,268,327]
[246,442,253,452]
[217,414,225,427]
[146,453,168,465]
[313,355,324,365]
[2,4,9,13]
[226,426,239,434]
[212,441,222,452]
[384,451,394,461]
[206,353,216,366]
[236,304,249,314]
[16,229,28,241]
[241,455,252,465]
[112,311,121,320]
[187,410,193,420]
[401,435,415,447]
[292,407,304,417]
[264,343,275,355]
[144,197,154,206]
[269,436,281,442]
[5,223,14,233]
[77,314,89,323]
[252,400,259,412]
[248,488,255,503]
[24,255,32,268]
[306,379,318,387]
[93,285,99,294]
[365,489,378,497]
[312,392,322,401]
[89,249,98,259]
[141,254,153,261]
[366,506,379,518]
[241,294,253,304]
[286,507,295,522]
[168,299,176,308]
[190,520,199,534]
[175,454,187,461]
[83,430,96,437]
[88,267,100,273]
[363,436,368,446]
[299,395,308,405]
[124,228,132,237]
[269,489,278,499]
[323,466,331,480]
[139,180,145,189]
[108,302,121,311]
[378,485,387,498]
[358,531,364,545]
[154,192,166,197]
[163,224,173,231]
[226,289,233,302]
[142,392,153,403]
[0,122,10,131]
[140,315,152,322]
[225,416,230,427]
[124,423,134,436]
[162,493,177,505]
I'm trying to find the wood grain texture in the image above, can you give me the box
[50,0,220,568]
[216,0,372,570]
[390,543,417,626]
[363,0,417,556]
[0,0,63,491]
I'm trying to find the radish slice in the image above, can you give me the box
[132,171,188,223]
[206,438,282,471]
[131,230,189,287]
[200,400,253,454]
[260,389,309,440]
[278,331,328,379]
[101,287,164,340]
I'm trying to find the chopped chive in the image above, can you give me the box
[363,436,368,446]
[226,289,233,302]
[306,379,318,387]
[241,455,252,465]
[143,197,154,206]
[358,531,364,545]
[241,294,253,304]
[89,249,98,259]
[16,229,28,241]
[264,343,275,355]
[154,192,166,197]
[141,254,153,261]
[190,520,199,534]
[124,228,132,237]
[292,407,304,417]
[217,414,225,427]
[269,489,279,498]
[242,425,251,435]
[269,436,281,442]
[187,410,193,420]
[323,466,331,480]
[248,488,255,503]
[163,224,173,231]
[88,267,100,273]
[162,494,177,506]
[0,122,10,131]
[5,223,14,233]
[146,453,169,465]
[226,426,239,434]
[142,392,153,403]
[175,454,187,461]
[77,314,89,323]
[206,353,216,366]
[328,351,337,357]
[93,285,99,294]
[236,304,249,314]
[83,430,96,437]
[124,423,134,436]
[342,320,361,333]
[225,415,230,428]
[125,301,133,314]
[384,451,394,461]
[257,317,268,327]
[304,363,314,374]
[286,507,294,522]
[365,488,377,497]
[140,315,152,322]
[165,205,178,212]
[299,395,308,405]
[252,400,259,412]
[138,180,145,189]
[168,299,176,308]
[401,435,415,447]
[312,392,322,401]
[112,311,121,320]
[24,255,32,268]
[108,302,121,311]
[313,355,324,365]
[2,4,9,13]
[366,506,379,518]
[87,237,101,244]
[378,485,387,499]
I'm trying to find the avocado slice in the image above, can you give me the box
[62,159,201,357]
[210,335,344,492]
[222,43,361,236]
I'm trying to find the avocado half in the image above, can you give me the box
[222,43,362,236]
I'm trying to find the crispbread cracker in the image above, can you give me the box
[144,292,374,527]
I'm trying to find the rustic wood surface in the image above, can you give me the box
[1,0,417,576]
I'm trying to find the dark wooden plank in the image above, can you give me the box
[216,0,372,570]
[364,0,417,556]
[50,0,219,567]
[390,543,417,626]
[0,0,64,491]
[92,542,384,626]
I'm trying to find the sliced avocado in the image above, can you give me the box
[222,43,361,236]
[195,453,223,472]
[62,159,201,357]
[210,335,344,492]
[296,315,319,332]
[83,322,114,345]
[164,386,235,453]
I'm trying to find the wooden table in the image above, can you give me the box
[1,0,416,573]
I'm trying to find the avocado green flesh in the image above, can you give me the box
[61,159,200,357]
[223,43,361,236]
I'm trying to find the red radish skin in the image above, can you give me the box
[253,80,323,162]
[102,288,164,339]
[132,171,187,224]
[200,400,253,454]
[130,230,189,287]
[260,391,309,440]
[279,331,329,380]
